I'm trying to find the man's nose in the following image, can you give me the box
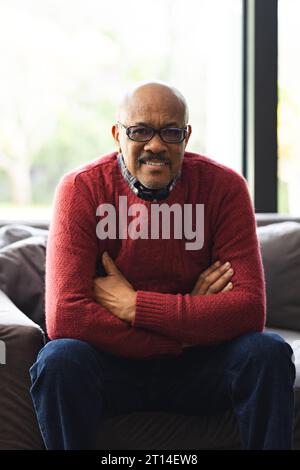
[143,133,168,153]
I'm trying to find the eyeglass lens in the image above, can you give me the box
[127,126,186,143]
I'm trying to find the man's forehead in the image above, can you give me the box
[117,82,188,125]
[125,101,183,123]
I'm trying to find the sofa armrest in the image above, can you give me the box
[0,290,45,449]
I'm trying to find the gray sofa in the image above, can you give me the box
[0,215,300,450]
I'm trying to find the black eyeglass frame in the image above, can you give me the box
[117,121,189,144]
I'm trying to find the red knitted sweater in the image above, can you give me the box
[46,151,266,359]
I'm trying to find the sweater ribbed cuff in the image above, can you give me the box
[134,290,179,340]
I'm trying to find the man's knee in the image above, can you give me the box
[233,331,294,368]
[30,338,99,380]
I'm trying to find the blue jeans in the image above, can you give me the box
[29,332,295,450]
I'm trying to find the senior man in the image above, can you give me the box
[30,81,295,450]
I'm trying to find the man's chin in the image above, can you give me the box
[137,168,172,189]
[138,176,171,189]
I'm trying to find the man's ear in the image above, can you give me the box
[184,125,192,147]
[112,124,121,152]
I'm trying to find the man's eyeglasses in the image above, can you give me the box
[117,121,188,144]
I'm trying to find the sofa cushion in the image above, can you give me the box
[97,410,241,450]
[96,391,300,450]
[257,221,300,331]
[0,290,45,450]
[0,224,48,250]
[0,226,48,331]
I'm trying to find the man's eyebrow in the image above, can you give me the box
[134,121,181,127]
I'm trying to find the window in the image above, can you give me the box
[0,0,242,220]
[278,0,300,215]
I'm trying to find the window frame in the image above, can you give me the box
[243,0,278,213]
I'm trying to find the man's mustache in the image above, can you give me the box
[137,153,169,164]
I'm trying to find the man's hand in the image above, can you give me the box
[191,260,234,296]
[93,252,137,324]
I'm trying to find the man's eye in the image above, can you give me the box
[131,127,148,136]
[163,128,181,138]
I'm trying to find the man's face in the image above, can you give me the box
[112,87,191,189]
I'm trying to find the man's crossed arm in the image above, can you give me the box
[93,251,234,346]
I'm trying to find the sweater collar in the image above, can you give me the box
[117,153,181,202]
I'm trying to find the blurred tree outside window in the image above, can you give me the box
[0,0,242,220]
[278,0,300,215]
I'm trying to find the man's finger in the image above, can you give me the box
[202,263,232,287]
[221,282,233,293]
[192,261,222,294]
[102,251,120,276]
[199,261,222,279]
[206,268,234,294]
[194,261,230,290]
[193,261,221,290]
